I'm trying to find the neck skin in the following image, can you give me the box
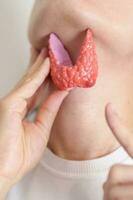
[48,130,120,161]
[47,85,121,161]
[30,0,133,160]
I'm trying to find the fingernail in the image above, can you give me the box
[40,48,47,58]
[31,47,37,54]
[66,87,75,92]
[61,91,69,99]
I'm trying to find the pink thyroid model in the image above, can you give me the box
[48,29,98,90]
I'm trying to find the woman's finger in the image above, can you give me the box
[11,48,45,93]
[104,184,133,200]
[5,57,50,119]
[105,103,133,158]
[107,164,133,186]
[26,77,50,114]
[2,50,50,119]
[29,47,48,68]
[35,90,69,140]
[22,48,47,82]
[26,47,49,112]
[14,57,50,100]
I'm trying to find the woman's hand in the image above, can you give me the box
[103,103,133,200]
[0,48,69,194]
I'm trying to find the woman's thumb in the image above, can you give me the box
[35,90,69,139]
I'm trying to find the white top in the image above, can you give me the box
[6,147,133,200]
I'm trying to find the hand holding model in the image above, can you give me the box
[0,48,69,199]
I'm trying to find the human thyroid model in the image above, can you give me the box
[48,29,98,90]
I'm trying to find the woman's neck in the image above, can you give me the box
[48,134,120,161]
[48,90,120,160]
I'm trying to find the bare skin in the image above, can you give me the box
[29,0,133,160]
[1,1,133,199]
[0,49,69,199]
[103,104,133,200]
